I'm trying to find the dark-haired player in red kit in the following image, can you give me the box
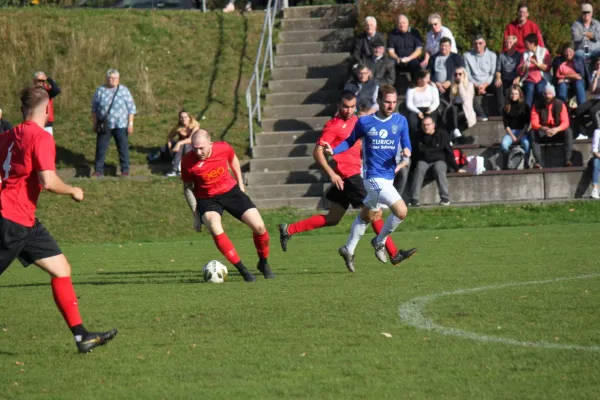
[278,90,402,272]
[0,86,117,353]
[181,129,275,282]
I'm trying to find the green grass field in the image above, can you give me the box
[2,194,600,398]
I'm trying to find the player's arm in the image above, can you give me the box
[183,181,202,232]
[38,170,83,202]
[313,144,344,190]
[326,126,364,156]
[229,154,245,192]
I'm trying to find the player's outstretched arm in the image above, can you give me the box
[38,170,83,202]
[313,144,343,190]
[229,154,245,192]
[183,182,202,232]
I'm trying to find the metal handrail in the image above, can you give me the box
[245,0,283,155]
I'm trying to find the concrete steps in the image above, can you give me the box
[253,196,330,210]
[261,116,330,132]
[263,104,335,119]
[282,17,354,31]
[274,53,348,68]
[246,169,329,186]
[250,156,328,172]
[247,183,327,199]
[276,41,351,55]
[254,130,321,146]
[279,28,354,44]
[268,78,341,93]
[266,90,338,106]
[283,4,355,19]
[272,66,346,80]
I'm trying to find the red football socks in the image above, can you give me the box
[371,218,398,256]
[51,277,83,329]
[213,233,241,265]
[253,231,270,259]
[287,215,327,235]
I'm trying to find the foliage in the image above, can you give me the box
[358,0,581,54]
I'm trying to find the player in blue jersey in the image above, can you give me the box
[323,84,417,271]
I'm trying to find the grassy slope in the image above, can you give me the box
[0,9,264,167]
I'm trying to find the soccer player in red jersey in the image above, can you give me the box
[0,86,117,353]
[278,91,402,272]
[181,130,275,282]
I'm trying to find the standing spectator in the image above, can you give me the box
[91,69,137,178]
[351,16,385,67]
[530,85,573,168]
[552,42,588,107]
[386,14,423,82]
[420,13,457,69]
[445,67,477,142]
[495,35,523,113]
[409,117,458,207]
[405,69,440,139]
[428,37,464,98]
[344,64,379,115]
[33,71,60,136]
[222,0,252,12]
[366,38,396,87]
[501,85,531,168]
[517,33,552,108]
[571,2,600,59]
[503,3,545,53]
[591,128,600,199]
[463,34,498,118]
[0,108,13,133]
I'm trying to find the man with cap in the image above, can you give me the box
[366,37,396,87]
[572,2,600,59]
[530,84,573,168]
[386,14,423,90]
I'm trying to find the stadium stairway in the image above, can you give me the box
[246,5,595,208]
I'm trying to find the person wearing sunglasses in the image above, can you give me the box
[32,71,60,136]
[571,2,600,59]
[420,13,457,69]
[444,67,477,142]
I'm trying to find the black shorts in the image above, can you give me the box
[0,217,63,277]
[196,185,257,221]
[325,174,367,210]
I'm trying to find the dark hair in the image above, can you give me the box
[340,90,357,102]
[562,42,575,53]
[472,33,485,42]
[20,85,48,111]
[440,37,452,46]
[517,2,528,11]
[416,69,430,81]
[523,33,538,46]
[504,84,526,114]
[378,84,397,101]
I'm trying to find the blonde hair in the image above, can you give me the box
[450,67,469,97]
[168,110,200,138]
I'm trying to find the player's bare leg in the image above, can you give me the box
[35,254,118,353]
[202,211,256,282]
[372,199,417,265]
[241,208,275,279]
[279,201,346,252]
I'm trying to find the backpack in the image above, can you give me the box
[507,146,525,170]
[453,149,467,168]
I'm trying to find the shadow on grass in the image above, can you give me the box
[197,13,225,122]
[56,145,91,168]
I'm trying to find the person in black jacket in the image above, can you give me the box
[0,108,13,133]
[350,16,385,67]
[409,117,459,206]
[344,64,379,115]
[366,37,396,86]
[501,85,531,168]
[428,37,465,98]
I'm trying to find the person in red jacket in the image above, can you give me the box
[33,71,61,136]
[503,3,545,53]
[530,84,573,168]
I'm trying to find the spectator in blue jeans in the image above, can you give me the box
[552,42,588,107]
[591,129,600,199]
[91,69,137,177]
[501,85,530,168]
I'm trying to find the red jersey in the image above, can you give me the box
[503,19,545,53]
[316,114,361,179]
[0,121,56,227]
[181,141,238,199]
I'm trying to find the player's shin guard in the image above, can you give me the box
[376,214,403,245]
[371,218,398,256]
[346,214,369,254]
[288,215,327,235]
[213,233,241,265]
[253,231,270,260]
[51,277,84,334]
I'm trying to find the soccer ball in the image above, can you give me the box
[202,260,228,283]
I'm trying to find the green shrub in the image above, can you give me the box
[359,0,582,54]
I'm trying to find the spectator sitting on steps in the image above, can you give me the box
[428,37,464,98]
[386,14,423,83]
[409,117,459,207]
[552,42,588,108]
[501,85,531,169]
[366,37,396,87]
[444,67,476,144]
[495,35,523,113]
[571,2,600,59]
[351,16,385,67]
[0,108,13,133]
[344,64,379,116]
[517,33,552,108]
[421,13,458,69]
[503,2,545,53]
[530,84,573,169]
[405,69,440,141]
[463,33,498,119]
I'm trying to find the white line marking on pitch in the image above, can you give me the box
[398,273,600,351]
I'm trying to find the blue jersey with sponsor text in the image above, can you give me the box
[333,113,411,180]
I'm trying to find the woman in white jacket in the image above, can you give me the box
[405,69,440,139]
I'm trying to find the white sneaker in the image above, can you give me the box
[222,3,235,12]
[592,188,599,199]
[166,170,179,177]
[439,200,450,206]
[453,129,462,138]
[576,133,589,140]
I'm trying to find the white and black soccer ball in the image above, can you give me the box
[202,260,228,283]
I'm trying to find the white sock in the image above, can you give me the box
[453,129,462,138]
[346,214,369,254]
[376,214,403,244]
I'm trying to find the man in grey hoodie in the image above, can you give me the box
[572,2,600,59]
[464,33,498,118]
